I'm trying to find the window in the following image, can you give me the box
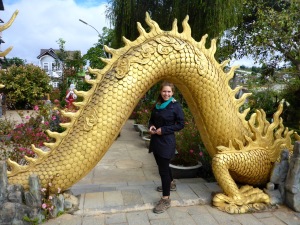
[43,62,49,72]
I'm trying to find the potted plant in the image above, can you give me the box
[171,107,213,179]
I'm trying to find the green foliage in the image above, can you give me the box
[133,99,153,126]
[106,0,244,48]
[0,57,25,69]
[279,79,300,132]
[23,216,39,225]
[225,0,300,78]
[0,64,52,109]
[246,88,280,120]
[83,27,114,68]
[0,117,15,135]
[173,107,208,167]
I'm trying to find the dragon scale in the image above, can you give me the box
[6,13,299,213]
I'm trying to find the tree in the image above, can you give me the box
[0,57,25,69]
[83,27,114,69]
[0,64,52,109]
[55,38,87,99]
[224,0,300,79]
[106,0,244,48]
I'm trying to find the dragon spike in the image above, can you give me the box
[220,59,230,69]
[104,45,117,57]
[137,22,147,37]
[7,158,25,174]
[122,36,133,46]
[59,122,71,128]
[73,102,85,107]
[235,93,252,108]
[74,90,88,97]
[241,107,251,120]
[171,18,178,34]
[46,130,65,140]
[232,86,244,95]
[145,12,162,34]
[24,156,36,164]
[31,144,48,158]
[85,79,97,85]
[100,57,111,65]
[0,47,13,57]
[225,65,239,84]
[43,142,57,150]
[209,39,217,57]
[234,138,244,150]
[181,15,191,38]
[199,34,208,48]
[244,135,253,144]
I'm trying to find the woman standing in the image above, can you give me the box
[148,81,184,213]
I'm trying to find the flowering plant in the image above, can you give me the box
[0,117,15,136]
[7,112,52,165]
[41,178,62,220]
[172,107,203,166]
[133,100,153,126]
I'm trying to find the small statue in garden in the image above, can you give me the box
[65,84,77,111]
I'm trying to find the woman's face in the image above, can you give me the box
[160,85,173,101]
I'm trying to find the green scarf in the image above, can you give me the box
[156,97,174,110]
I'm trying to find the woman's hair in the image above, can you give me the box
[156,81,175,104]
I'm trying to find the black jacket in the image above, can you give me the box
[148,100,184,159]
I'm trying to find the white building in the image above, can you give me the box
[37,48,82,88]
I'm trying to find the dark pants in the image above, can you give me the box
[154,153,173,197]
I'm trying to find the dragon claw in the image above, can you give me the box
[213,185,270,213]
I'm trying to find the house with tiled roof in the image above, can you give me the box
[37,48,82,88]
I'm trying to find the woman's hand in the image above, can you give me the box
[155,128,162,135]
[149,126,157,135]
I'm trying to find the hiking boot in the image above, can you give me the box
[153,198,171,214]
[156,181,176,192]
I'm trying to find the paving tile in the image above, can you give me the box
[205,205,240,224]
[84,192,104,209]
[126,211,151,225]
[42,214,82,225]
[105,213,127,224]
[122,190,144,205]
[167,207,196,225]
[204,182,222,193]
[259,217,287,225]
[175,183,199,200]
[234,213,264,225]
[104,191,124,207]
[82,215,105,225]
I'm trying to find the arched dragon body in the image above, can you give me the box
[6,13,299,213]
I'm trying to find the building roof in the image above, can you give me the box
[37,48,81,60]
[0,0,4,11]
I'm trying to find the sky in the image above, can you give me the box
[1,0,255,67]
[1,0,110,65]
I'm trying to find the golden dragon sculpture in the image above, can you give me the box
[6,13,300,213]
[0,10,19,88]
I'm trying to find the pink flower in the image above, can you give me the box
[42,203,47,209]
[25,116,30,120]
[33,105,39,111]
[49,196,53,200]
[44,121,49,126]
[199,152,203,157]
[52,116,56,120]
[41,188,47,192]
